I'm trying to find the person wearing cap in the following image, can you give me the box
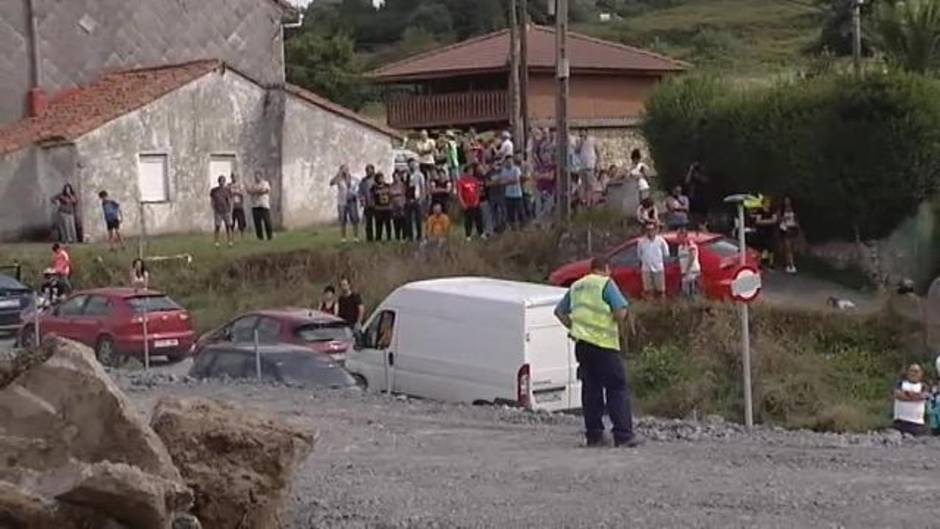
[554,255,639,448]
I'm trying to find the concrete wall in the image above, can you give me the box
[281,95,395,228]
[0,0,285,125]
[69,70,282,242]
[527,73,659,122]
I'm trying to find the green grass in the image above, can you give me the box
[575,0,823,77]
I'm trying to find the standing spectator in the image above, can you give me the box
[330,165,361,243]
[685,162,710,227]
[425,202,451,248]
[636,197,659,226]
[404,159,426,241]
[444,132,461,180]
[319,285,339,316]
[371,172,393,242]
[130,258,150,290]
[477,163,493,237]
[629,149,651,200]
[52,184,79,243]
[50,243,72,292]
[457,164,484,240]
[390,169,408,241]
[577,130,599,206]
[753,199,779,267]
[337,277,365,330]
[638,222,669,299]
[98,191,124,251]
[359,164,377,242]
[676,226,701,299]
[416,130,437,179]
[502,156,524,229]
[893,363,929,436]
[664,185,691,229]
[429,167,452,212]
[522,156,538,219]
[779,196,800,274]
[487,162,508,233]
[210,175,234,248]
[497,130,515,160]
[249,171,273,241]
[228,173,247,240]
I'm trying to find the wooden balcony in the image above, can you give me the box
[387,90,509,130]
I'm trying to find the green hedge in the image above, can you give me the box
[643,73,940,241]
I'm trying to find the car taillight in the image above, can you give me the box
[517,364,531,408]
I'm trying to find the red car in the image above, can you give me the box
[193,308,354,362]
[19,288,195,365]
[549,231,760,300]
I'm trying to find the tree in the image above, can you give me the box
[285,32,371,110]
[809,0,879,56]
[870,0,940,73]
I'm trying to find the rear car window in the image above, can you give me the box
[127,295,181,312]
[705,238,741,258]
[296,323,353,343]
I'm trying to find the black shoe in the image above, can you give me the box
[614,436,643,448]
[585,434,608,448]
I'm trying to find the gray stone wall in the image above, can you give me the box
[281,96,395,228]
[0,0,285,125]
[70,70,282,242]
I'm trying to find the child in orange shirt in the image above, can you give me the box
[425,202,451,247]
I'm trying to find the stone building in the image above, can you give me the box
[0,0,399,241]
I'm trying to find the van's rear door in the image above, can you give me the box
[526,314,575,411]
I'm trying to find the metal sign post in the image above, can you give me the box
[254,329,262,380]
[725,194,763,429]
[141,299,150,370]
[32,292,40,346]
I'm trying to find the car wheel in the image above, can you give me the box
[352,374,368,390]
[95,336,123,367]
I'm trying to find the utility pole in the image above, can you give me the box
[509,0,522,148]
[519,0,530,165]
[555,0,570,222]
[852,0,863,76]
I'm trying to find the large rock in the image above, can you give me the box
[0,338,181,483]
[151,397,315,529]
[0,479,117,529]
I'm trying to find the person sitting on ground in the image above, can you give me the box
[636,197,659,226]
[130,258,150,291]
[638,222,669,300]
[40,267,67,304]
[425,202,451,248]
[676,226,701,299]
[893,363,929,436]
[319,285,339,316]
[664,186,690,229]
[98,190,124,251]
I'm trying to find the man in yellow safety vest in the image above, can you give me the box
[555,256,639,448]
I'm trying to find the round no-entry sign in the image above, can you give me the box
[731,266,762,303]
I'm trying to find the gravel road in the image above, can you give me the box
[117,367,939,529]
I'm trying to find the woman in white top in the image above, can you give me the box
[676,226,701,299]
[629,149,651,200]
[893,363,928,436]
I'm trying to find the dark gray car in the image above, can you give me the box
[0,273,34,335]
[189,343,358,389]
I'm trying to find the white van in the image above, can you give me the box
[345,277,582,412]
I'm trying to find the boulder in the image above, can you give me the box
[0,338,181,483]
[151,397,315,529]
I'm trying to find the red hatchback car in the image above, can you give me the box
[549,231,760,300]
[19,288,195,364]
[193,308,354,362]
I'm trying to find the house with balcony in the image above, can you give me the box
[369,25,686,164]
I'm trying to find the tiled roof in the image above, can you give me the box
[369,25,687,81]
[0,60,223,155]
[285,84,402,140]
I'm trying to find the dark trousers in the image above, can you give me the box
[490,195,507,233]
[232,207,247,233]
[363,207,375,242]
[393,214,409,241]
[405,201,422,240]
[893,419,925,436]
[463,207,483,238]
[251,207,273,240]
[506,197,524,227]
[374,209,393,241]
[576,340,634,443]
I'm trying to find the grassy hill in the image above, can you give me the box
[575,0,825,77]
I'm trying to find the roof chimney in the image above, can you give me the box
[28,87,48,117]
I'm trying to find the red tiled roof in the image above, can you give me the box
[0,60,223,155]
[369,25,687,81]
[285,84,402,139]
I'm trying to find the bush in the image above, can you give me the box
[643,72,940,241]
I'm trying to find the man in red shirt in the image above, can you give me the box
[50,243,72,292]
[457,164,485,240]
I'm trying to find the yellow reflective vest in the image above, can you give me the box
[569,274,620,351]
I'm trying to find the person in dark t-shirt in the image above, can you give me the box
[337,276,365,329]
